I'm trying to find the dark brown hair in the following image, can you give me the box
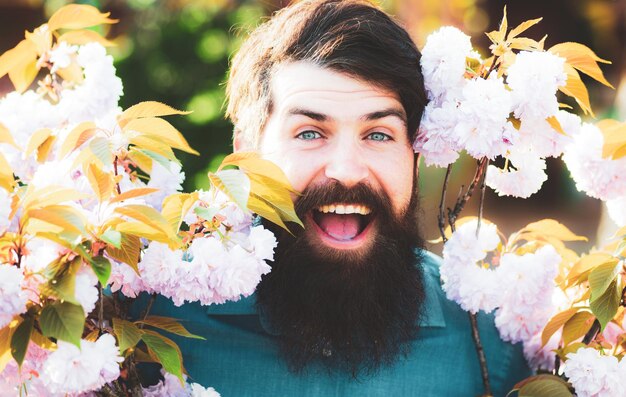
[226,0,427,147]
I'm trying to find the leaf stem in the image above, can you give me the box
[438,165,453,243]
[113,156,122,195]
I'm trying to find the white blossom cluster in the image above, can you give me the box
[441,220,563,368]
[563,347,626,397]
[142,369,221,397]
[118,190,277,306]
[562,122,626,227]
[0,37,275,394]
[416,26,576,198]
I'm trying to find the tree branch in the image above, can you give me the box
[469,312,492,396]
[438,165,453,243]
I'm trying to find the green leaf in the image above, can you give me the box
[194,206,218,221]
[518,375,572,397]
[90,255,111,286]
[135,316,204,340]
[141,330,184,383]
[589,280,621,330]
[589,259,621,302]
[10,317,33,367]
[42,256,81,303]
[562,311,595,345]
[112,318,143,353]
[209,169,250,211]
[100,228,122,249]
[40,302,85,347]
[89,137,113,166]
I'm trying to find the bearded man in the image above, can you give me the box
[142,0,531,395]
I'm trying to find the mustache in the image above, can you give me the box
[295,181,389,216]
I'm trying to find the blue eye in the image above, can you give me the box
[297,130,322,140]
[368,132,390,141]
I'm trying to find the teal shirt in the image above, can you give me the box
[142,251,531,396]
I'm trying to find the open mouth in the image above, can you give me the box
[310,203,374,248]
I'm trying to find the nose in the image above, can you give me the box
[324,138,369,187]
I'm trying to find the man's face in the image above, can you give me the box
[255,61,417,255]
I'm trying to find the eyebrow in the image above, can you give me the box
[286,107,407,125]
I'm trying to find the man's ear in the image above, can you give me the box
[233,130,249,153]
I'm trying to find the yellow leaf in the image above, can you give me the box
[0,123,18,149]
[48,4,117,31]
[124,117,198,155]
[8,58,38,93]
[0,39,37,80]
[549,42,613,88]
[247,194,289,231]
[25,25,53,55]
[0,321,19,373]
[209,170,250,212]
[522,219,587,242]
[546,116,566,135]
[105,233,141,273]
[559,64,593,117]
[509,37,544,51]
[118,101,191,128]
[541,307,578,346]
[562,311,595,345]
[89,136,113,166]
[507,17,543,40]
[567,252,614,286]
[115,221,172,245]
[128,136,178,161]
[26,205,87,236]
[127,149,153,174]
[58,30,115,47]
[161,192,198,233]
[110,187,160,204]
[56,59,84,85]
[31,330,56,350]
[36,135,56,163]
[59,121,97,158]
[86,162,114,203]
[25,128,53,158]
[597,119,626,159]
[0,152,15,191]
[114,204,175,239]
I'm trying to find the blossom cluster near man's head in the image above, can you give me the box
[0,5,292,395]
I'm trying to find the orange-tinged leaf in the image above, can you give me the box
[522,219,587,242]
[86,162,114,203]
[26,205,87,236]
[559,64,593,117]
[25,128,53,158]
[0,322,19,373]
[48,4,117,31]
[56,60,84,85]
[0,123,18,149]
[124,117,198,156]
[59,121,97,158]
[550,42,613,88]
[597,119,626,159]
[119,101,191,127]
[22,186,86,210]
[110,187,160,204]
[127,149,153,174]
[36,135,56,163]
[105,233,141,273]
[546,116,566,135]
[508,17,542,40]
[542,307,578,346]
[562,311,595,345]
[9,58,38,93]
[509,37,544,51]
[248,194,289,231]
[58,30,115,47]
[115,221,171,245]
[128,136,178,161]
[0,39,37,79]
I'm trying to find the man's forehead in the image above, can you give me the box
[271,62,403,107]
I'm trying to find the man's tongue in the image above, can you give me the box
[317,213,360,241]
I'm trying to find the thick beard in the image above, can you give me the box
[256,181,426,377]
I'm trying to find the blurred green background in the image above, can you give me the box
[0,0,625,250]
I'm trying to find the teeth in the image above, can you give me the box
[316,204,371,215]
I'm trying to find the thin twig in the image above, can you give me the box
[448,158,488,228]
[138,293,157,329]
[476,158,489,236]
[113,156,122,195]
[469,312,493,396]
[438,165,453,243]
[583,320,601,344]
[98,283,105,332]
